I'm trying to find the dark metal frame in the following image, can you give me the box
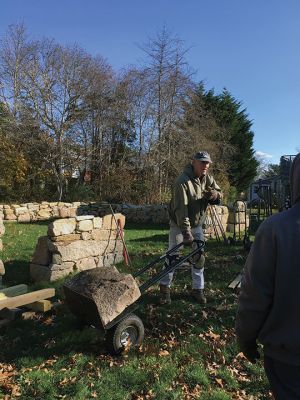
[134,240,205,293]
[64,240,205,331]
[105,239,204,329]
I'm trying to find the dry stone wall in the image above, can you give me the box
[30,213,125,282]
[227,201,249,233]
[0,202,170,224]
[203,206,229,239]
[0,202,80,222]
[0,201,232,237]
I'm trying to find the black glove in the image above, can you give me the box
[203,187,219,202]
[182,229,194,246]
[239,340,260,363]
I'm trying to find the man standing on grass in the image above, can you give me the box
[236,153,300,399]
[159,151,222,305]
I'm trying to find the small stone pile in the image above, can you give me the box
[0,212,5,285]
[0,202,80,222]
[227,201,249,233]
[203,206,229,238]
[30,213,125,282]
[114,204,169,224]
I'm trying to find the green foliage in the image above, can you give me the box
[261,163,280,179]
[64,182,96,202]
[200,389,232,400]
[227,185,239,204]
[183,363,210,387]
[200,88,259,192]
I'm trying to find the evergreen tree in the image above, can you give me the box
[201,88,258,193]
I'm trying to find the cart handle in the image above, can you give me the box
[137,240,205,294]
[133,240,204,278]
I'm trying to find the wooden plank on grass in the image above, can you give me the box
[26,300,52,312]
[0,288,55,310]
[228,273,243,289]
[0,284,28,299]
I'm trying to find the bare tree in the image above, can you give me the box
[139,27,194,201]
[0,23,33,117]
[19,39,94,199]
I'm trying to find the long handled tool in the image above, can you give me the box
[209,205,228,244]
[109,204,132,268]
[208,207,221,242]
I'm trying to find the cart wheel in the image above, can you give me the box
[106,313,144,355]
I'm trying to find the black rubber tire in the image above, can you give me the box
[105,313,144,355]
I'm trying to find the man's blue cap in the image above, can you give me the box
[193,151,212,163]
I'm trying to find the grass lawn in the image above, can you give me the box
[0,221,272,399]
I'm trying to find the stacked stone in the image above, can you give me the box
[227,201,249,233]
[119,204,169,224]
[0,209,5,285]
[0,201,231,236]
[203,205,229,238]
[0,202,81,222]
[30,213,125,282]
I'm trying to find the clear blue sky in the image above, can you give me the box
[1,0,300,164]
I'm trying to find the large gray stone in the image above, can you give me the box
[102,213,125,230]
[0,259,5,275]
[77,219,93,232]
[75,215,94,221]
[63,267,141,327]
[18,213,31,222]
[30,263,50,282]
[48,240,116,262]
[0,220,5,235]
[48,262,74,281]
[31,236,51,266]
[48,218,76,236]
[91,229,117,241]
[37,210,51,219]
[31,262,75,282]
[75,257,97,271]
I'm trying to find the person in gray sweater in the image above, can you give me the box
[236,153,300,399]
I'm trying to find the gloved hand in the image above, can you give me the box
[182,229,194,246]
[239,340,260,363]
[203,187,219,202]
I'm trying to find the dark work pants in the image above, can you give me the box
[264,355,300,399]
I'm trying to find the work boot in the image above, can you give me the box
[192,289,207,304]
[159,284,171,304]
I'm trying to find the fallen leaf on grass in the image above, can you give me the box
[42,316,55,325]
[59,377,68,386]
[215,378,224,388]
[158,349,170,357]
[205,330,220,341]
[0,371,15,381]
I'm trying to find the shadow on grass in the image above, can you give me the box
[129,233,168,243]
[0,308,109,363]
[2,260,31,286]
[124,222,169,231]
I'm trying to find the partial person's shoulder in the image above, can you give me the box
[175,172,190,185]
[255,211,286,237]
[205,174,216,185]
